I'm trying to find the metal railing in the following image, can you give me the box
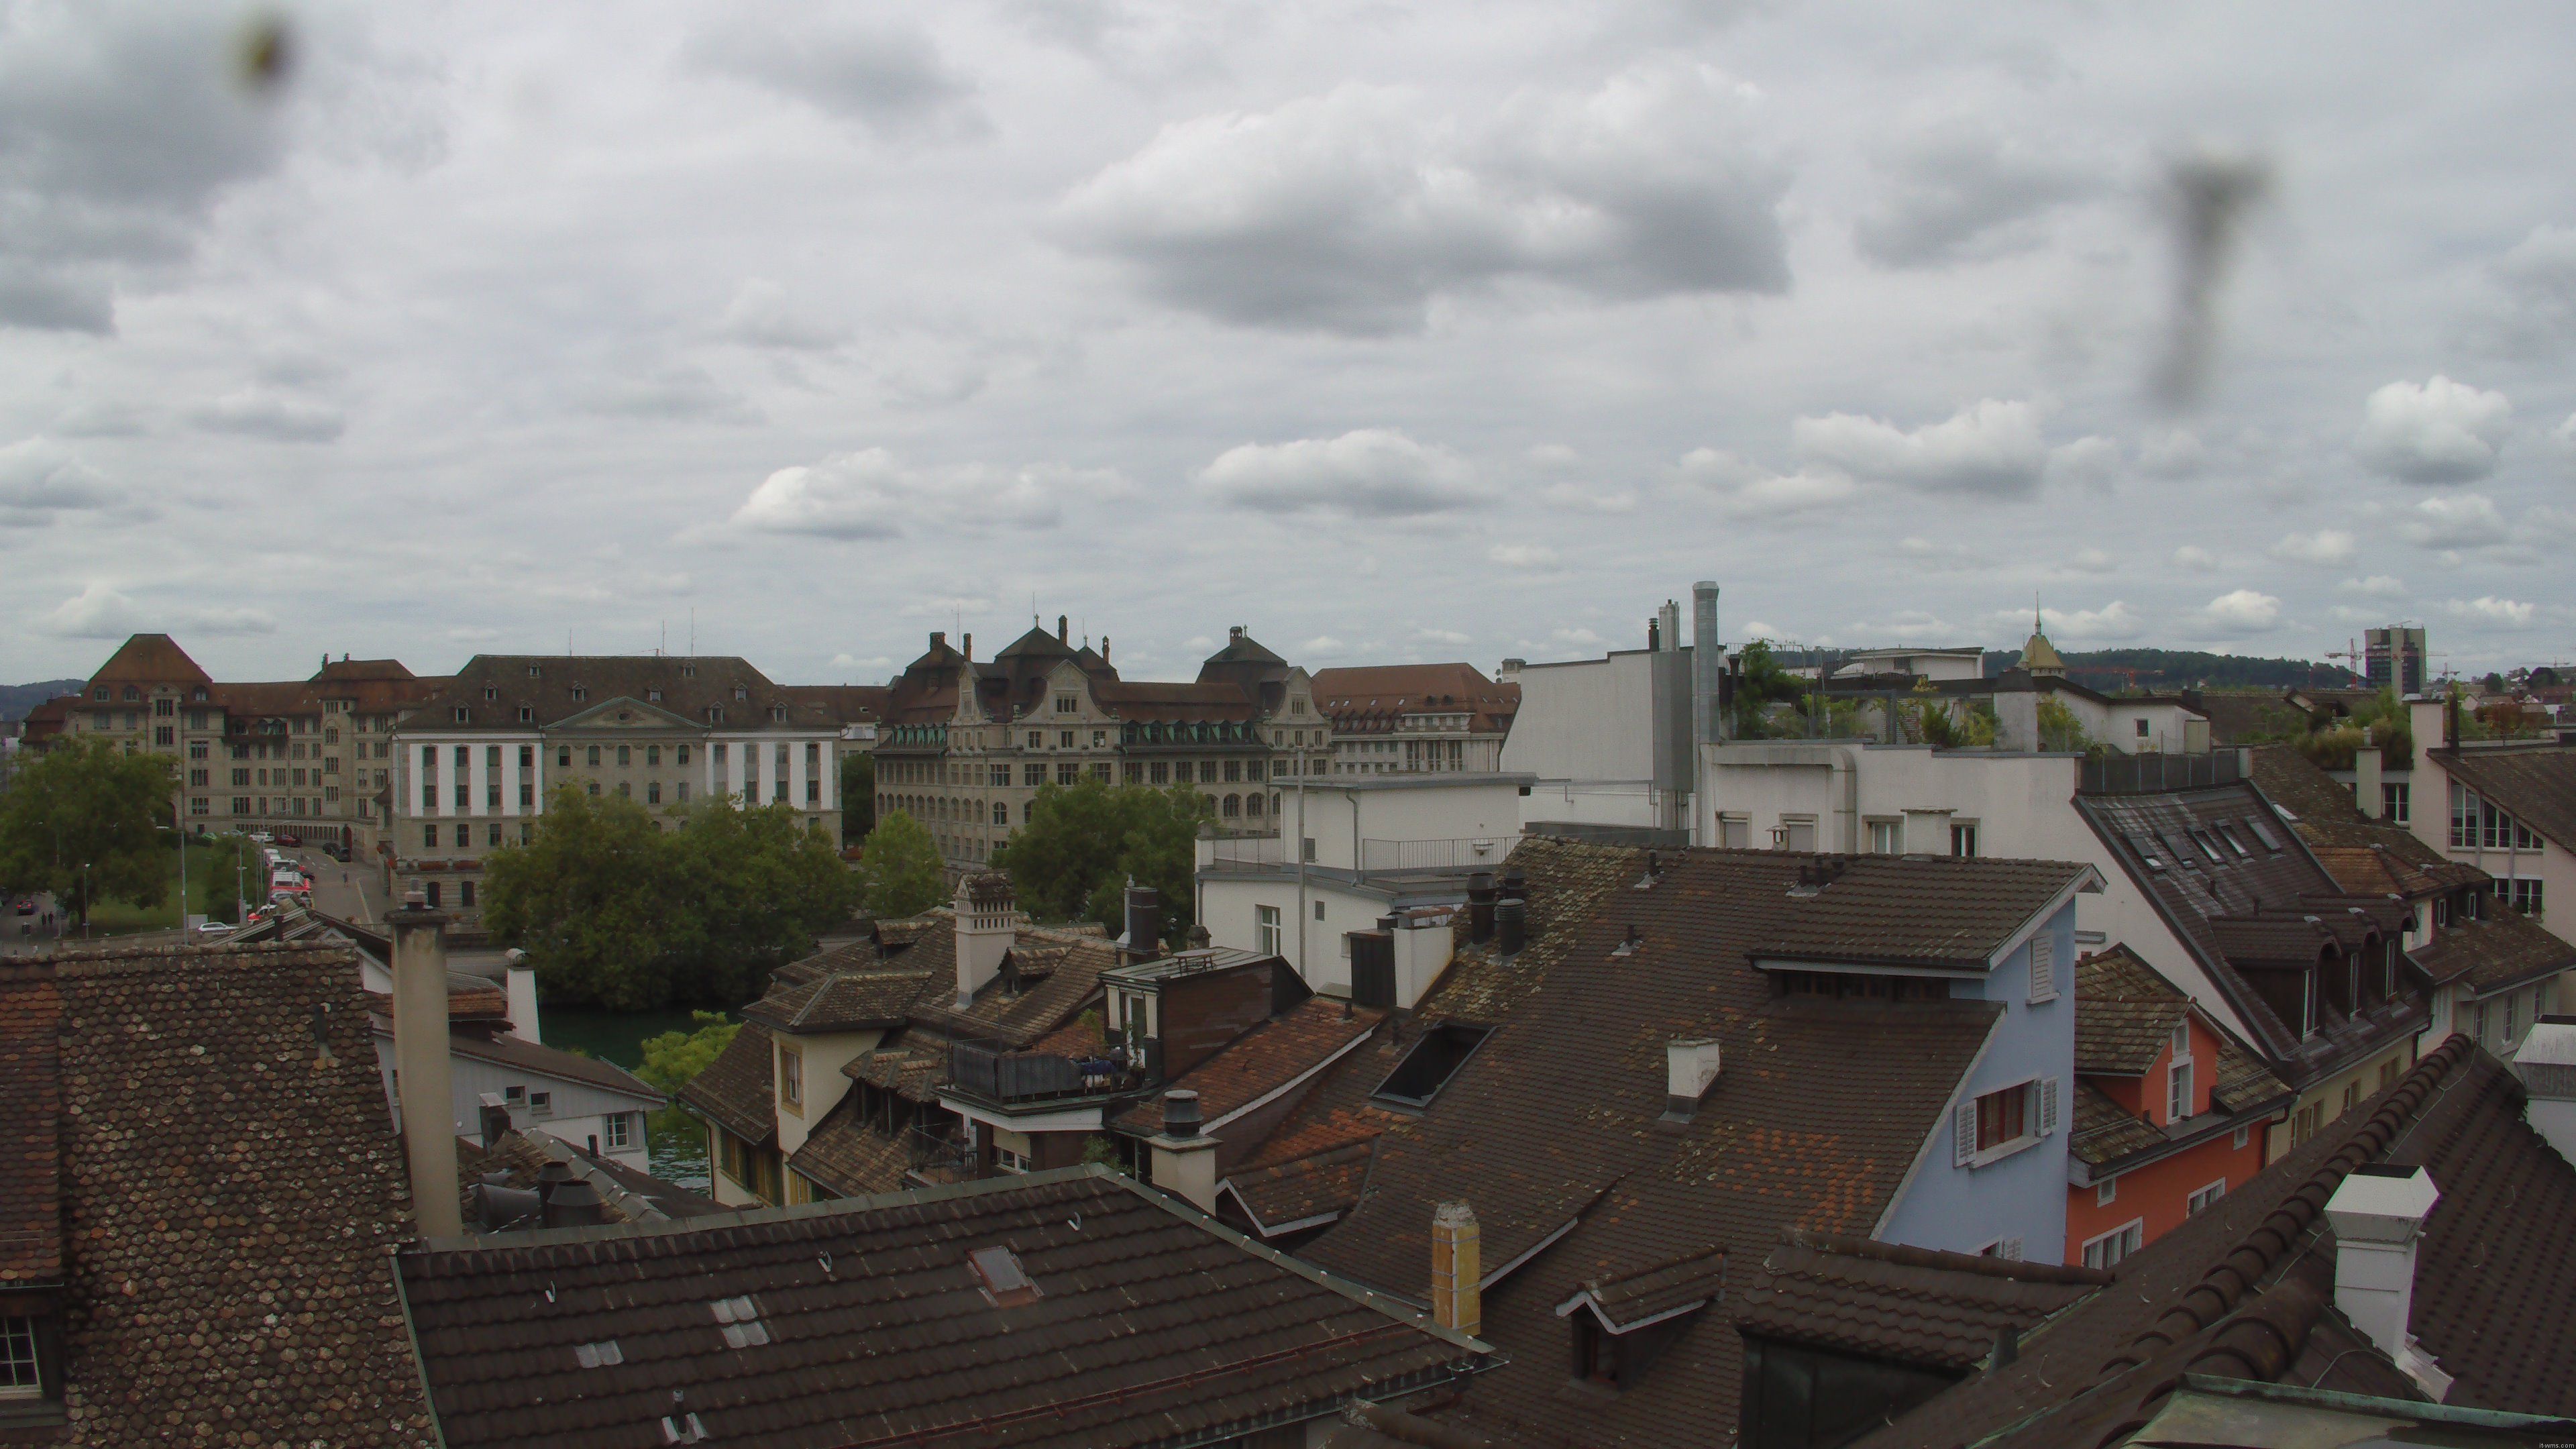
[1203,835,1292,870]
[1357,836,1515,873]
[942,1040,1136,1104]
[2078,751,2244,796]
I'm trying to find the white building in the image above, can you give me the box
[2404,696,2576,984]
[1195,772,1531,998]
[1499,596,1704,839]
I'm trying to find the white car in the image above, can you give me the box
[193,920,237,935]
[249,832,275,844]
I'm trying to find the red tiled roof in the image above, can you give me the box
[88,632,211,684]
[0,966,63,1287]
[1310,664,1519,733]
[678,1020,776,1145]
[1111,998,1383,1136]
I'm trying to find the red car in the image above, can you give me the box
[274,833,301,847]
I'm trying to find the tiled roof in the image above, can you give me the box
[397,1166,1496,1449]
[2189,692,2314,746]
[1092,680,1263,722]
[2070,1081,2168,1166]
[213,679,325,717]
[2249,746,2479,882]
[777,683,890,724]
[845,1037,946,1103]
[1862,1033,2576,1446]
[0,966,62,1287]
[1278,841,2043,1448]
[741,967,930,1034]
[3,942,435,1444]
[678,1020,776,1145]
[444,1027,666,1103]
[1222,1142,1377,1234]
[1557,1244,1728,1333]
[786,1091,915,1198]
[1110,999,1383,1138]
[2074,945,2189,1075]
[2408,908,2576,994]
[2434,746,2576,855]
[87,631,211,684]
[1734,851,2092,969]
[1310,665,1519,733]
[406,655,837,734]
[1736,1234,2106,1374]
[903,918,1120,1051]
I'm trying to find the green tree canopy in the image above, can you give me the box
[856,810,946,918]
[0,739,176,925]
[839,751,875,845]
[992,780,1210,947]
[482,788,860,1010]
[635,1011,742,1093]
[199,833,264,924]
[1729,640,1811,739]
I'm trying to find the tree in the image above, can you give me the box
[0,739,176,928]
[483,787,677,1010]
[991,780,1210,947]
[199,833,264,924]
[2034,697,2098,754]
[1729,640,1810,739]
[672,797,863,1002]
[636,1011,742,1093]
[856,810,945,918]
[839,751,876,845]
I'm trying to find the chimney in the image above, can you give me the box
[962,633,972,661]
[541,1178,606,1229]
[1465,873,1497,943]
[478,1092,511,1148]
[1147,1090,1218,1212]
[503,949,540,1045]
[1431,1201,1481,1336]
[2324,1163,2451,1399]
[1647,616,1660,651]
[1693,581,1724,744]
[2355,746,2384,819]
[1122,883,1163,963]
[1495,898,1526,955]
[2513,1016,2576,1168]
[930,631,945,651]
[1658,599,1680,654]
[954,873,1020,1006]
[1100,635,1110,665]
[390,890,463,1238]
[1057,614,1069,643]
[1664,1038,1721,1120]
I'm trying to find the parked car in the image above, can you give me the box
[322,842,350,862]
[248,832,274,844]
[274,833,301,847]
[193,920,236,936]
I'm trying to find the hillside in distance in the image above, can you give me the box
[0,680,84,722]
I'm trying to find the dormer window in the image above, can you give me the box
[518,706,534,723]
[733,687,747,702]
[483,687,497,701]
[709,706,725,724]
[571,687,588,702]
[526,664,541,678]
[681,663,696,678]
[191,686,207,702]
[2165,1021,2194,1121]
[647,689,663,703]
[451,707,470,723]
[771,706,786,723]
[1,1312,57,1407]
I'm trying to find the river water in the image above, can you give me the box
[541,1006,721,1190]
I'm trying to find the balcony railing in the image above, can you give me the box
[1357,836,1515,873]
[1204,835,1292,871]
[943,1040,1140,1106]
[2078,751,2243,796]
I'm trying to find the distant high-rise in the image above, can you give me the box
[2365,626,2426,694]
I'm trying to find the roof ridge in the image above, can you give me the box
[2090,1031,2473,1381]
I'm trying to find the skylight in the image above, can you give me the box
[2131,834,2166,871]
[1373,1023,1492,1109]
[2245,816,2283,851]
[573,1340,624,1368]
[969,1246,1041,1306]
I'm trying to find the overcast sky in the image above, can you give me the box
[3,0,2572,687]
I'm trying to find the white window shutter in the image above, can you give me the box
[2029,934,2057,1003]
[1954,1101,1978,1165]
[2038,1077,2061,1136]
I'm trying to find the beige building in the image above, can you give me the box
[873,619,1331,873]
[388,655,846,921]
[1311,663,1518,775]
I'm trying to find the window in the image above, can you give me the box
[1868,820,1900,854]
[488,822,502,847]
[586,745,601,767]
[1373,1024,1492,1108]
[2187,1180,2226,1216]
[1256,905,1282,957]
[528,1091,551,1117]
[1057,763,1078,785]
[1057,729,1075,749]
[2383,782,2410,823]
[676,744,690,765]
[2028,933,2057,1004]
[2340,1081,2361,1116]
[455,824,471,847]
[2167,1054,2193,1122]
[1975,1085,2025,1150]
[2499,878,2544,918]
[605,1113,633,1150]
[1950,822,1980,857]
[0,1314,42,1397]
[648,782,661,804]
[1719,814,1750,849]
[1055,694,1077,714]
[617,745,631,767]
[1777,817,1816,851]
[1150,761,1169,784]
[1957,1077,2055,1163]
[2096,1177,2116,1207]
[677,782,690,803]
[424,825,437,849]
[779,1046,803,1108]
[2134,718,2150,737]
[1222,759,1242,783]
[2081,1220,2143,1270]
[425,881,442,908]
[647,745,661,767]
[461,881,476,909]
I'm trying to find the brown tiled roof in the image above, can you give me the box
[777,682,890,723]
[785,1091,914,1198]
[845,1037,947,1104]
[1222,1141,1378,1234]
[2408,909,2576,994]
[5,943,434,1444]
[1110,999,1383,1136]
[2251,745,2479,883]
[1736,1234,2106,1374]
[2209,1035,2286,1113]
[1862,1034,2576,1445]
[677,1020,775,1144]
[2070,1081,2168,1166]
[2074,945,2190,1075]
[0,967,62,1288]
[87,631,211,684]
[407,654,837,733]
[456,1131,636,1227]
[314,657,417,682]
[2434,745,2576,855]
[741,967,930,1033]
[1280,841,2052,1448]
[1735,851,2092,969]
[1092,680,1263,722]
[1311,664,1519,734]
[1558,1244,1729,1333]
[213,678,325,718]
[903,918,1118,1051]
[2189,692,2314,746]
[397,1166,1495,1449]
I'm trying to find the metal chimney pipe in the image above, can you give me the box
[1495,899,1527,956]
[1123,884,1163,963]
[1693,582,1722,743]
[390,890,462,1238]
[1466,872,1497,944]
[1161,1089,1202,1138]
[541,1178,606,1229]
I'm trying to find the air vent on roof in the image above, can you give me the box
[663,1413,709,1444]
[969,1246,1041,1307]
[573,1340,624,1368]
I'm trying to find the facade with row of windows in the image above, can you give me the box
[873,620,1332,873]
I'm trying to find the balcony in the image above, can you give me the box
[941,1039,1142,1108]
[2077,751,2243,796]
[1358,836,1514,873]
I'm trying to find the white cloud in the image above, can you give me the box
[1791,398,2050,498]
[2197,588,2282,633]
[716,278,847,350]
[186,389,345,442]
[39,582,274,638]
[2476,224,2576,356]
[2171,545,2220,572]
[2398,493,2510,550]
[1538,481,1636,513]
[2340,575,2407,598]
[729,450,1122,539]
[2267,529,2357,566]
[0,437,122,524]
[2444,596,2535,626]
[1525,443,1582,470]
[1677,447,1856,518]
[1055,61,1790,333]
[2045,435,2121,490]
[685,8,983,140]
[2067,547,2116,573]
[2039,600,2143,641]
[2355,376,2511,483]
[1853,123,2096,268]
[1200,429,1485,517]
[1489,542,1558,568]
[1302,635,1346,653]
[1414,627,1472,645]
[2139,428,2209,478]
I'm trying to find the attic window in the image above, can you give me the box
[527,665,541,678]
[647,689,662,703]
[2245,817,2283,851]
[483,686,497,701]
[2214,824,2251,857]
[771,705,787,723]
[1373,1023,1492,1110]
[2190,831,2224,864]
[681,663,696,678]
[573,1340,624,1368]
[969,1246,1041,1307]
[710,706,725,724]
[519,706,534,723]
[709,1295,771,1348]
[451,707,470,723]
[734,687,748,702]
[571,687,588,702]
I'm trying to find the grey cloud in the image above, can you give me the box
[729,451,1122,539]
[0,436,122,526]
[1199,429,1489,517]
[188,389,345,442]
[2472,224,2576,356]
[40,581,274,638]
[686,10,984,140]
[716,279,849,351]
[2354,376,2510,484]
[0,260,112,331]
[1055,62,1789,334]
[1853,125,2097,268]
[575,366,760,424]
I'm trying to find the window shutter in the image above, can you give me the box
[1954,1101,1978,1166]
[2038,1077,2061,1136]
[2029,934,2057,1003]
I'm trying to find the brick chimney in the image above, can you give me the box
[390,890,462,1237]
[954,873,1020,1006]
[2324,1163,2449,1399]
[1431,1201,1481,1336]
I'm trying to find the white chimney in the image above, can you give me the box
[954,873,1019,1007]
[2355,746,2384,819]
[2324,1164,2450,1400]
[1664,1038,1722,1120]
[503,948,541,1045]
[2512,1016,2576,1169]
[390,891,464,1238]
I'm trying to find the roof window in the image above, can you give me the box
[483,686,497,701]
[2131,835,2165,872]
[2214,823,2251,857]
[1373,1023,1492,1110]
[2245,816,2283,851]
[573,1340,624,1368]
[681,663,696,678]
[451,706,470,723]
[2190,831,2224,864]
[969,1246,1041,1307]
[709,1295,770,1347]
[734,686,748,702]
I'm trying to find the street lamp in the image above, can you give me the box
[80,862,91,941]
[157,823,189,934]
